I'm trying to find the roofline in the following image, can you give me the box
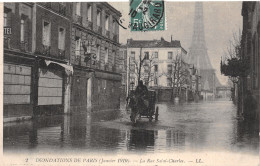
[103,2,122,17]
[181,47,187,54]
[127,46,183,49]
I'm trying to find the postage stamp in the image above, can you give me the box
[129,0,165,31]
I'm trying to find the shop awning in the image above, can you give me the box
[45,60,73,75]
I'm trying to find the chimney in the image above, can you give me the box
[171,35,173,42]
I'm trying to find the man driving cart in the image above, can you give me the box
[134,80,149,113]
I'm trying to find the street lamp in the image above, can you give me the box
[82,39,97,65]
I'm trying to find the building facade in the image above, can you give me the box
[126,38,198,102]
[119,45,128,101]
[4,2,73,119]
[69,2,122,113]
[4,3,35,118]
[3,2,122,121]
[240,2,260,120]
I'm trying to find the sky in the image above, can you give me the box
[110,1,242,86]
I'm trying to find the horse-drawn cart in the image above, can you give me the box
[128,90,159,123]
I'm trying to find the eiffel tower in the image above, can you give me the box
[188,2,220,95]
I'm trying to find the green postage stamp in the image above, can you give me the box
[129,0,165,31]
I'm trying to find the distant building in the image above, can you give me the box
[126,37,198,102]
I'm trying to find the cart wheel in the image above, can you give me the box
[155,106,159,121]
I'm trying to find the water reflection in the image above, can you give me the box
[128,129,155,151]
[3,100,259,155]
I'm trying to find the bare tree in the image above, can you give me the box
[128,49,163,88]
[171,54,190,98]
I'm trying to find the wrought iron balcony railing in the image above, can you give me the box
[97,26,102,34]
[74,14,82,25]
[104,63,109,71]
[87,21,93,30]
[42,45,51,56]
[112,65,117,72]
[4,37,10,49]
[106,30,110,38]
[45,2,52,8]
[58,49,66,60]
[20,41,28,52]
[58,3,66,16]
[113,34,118,42]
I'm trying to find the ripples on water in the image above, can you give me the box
[3,100,259,156]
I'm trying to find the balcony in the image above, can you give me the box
[113,34,118,42]
[44,2,52,9]
[4,37,10,49]
[105,30,110,38]
[58,49,66,60]
[86,21,93,30]
[104,63,109,71]
[20,41,28,52]
[58,3,66,16]
[42,45,51,56]
[94,60,101,69]
[97,26,102,34]
[112,65,117,72]
[74,14,82,25]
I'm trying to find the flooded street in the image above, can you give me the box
[4,99,258,156]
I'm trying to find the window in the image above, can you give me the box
[168,52,173,59]
[154,78,158,85]
[42,21,51,46]
[4,8,11,27]
[96,45,100,61]
[153,52,158,58]
[97,79,101,93]
[97,10,101,27]
[87,5,92,21]
[112,20,116,34]
[130,64,135,72]
[20,19,25,42]
[105,15,109,30]
[144,52,149,59]
[167,64,172,74]
[154,64,158,72]
[130,77,135,84]
[105,48,108,63]
[167,78,172,87]
[130,51,135,60]
[76,2,81,16]
[58,27,65,50]
[75,37,81,56]
[112,50,116,64]
[4,13,7,27]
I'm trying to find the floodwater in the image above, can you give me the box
[3,99,259,156]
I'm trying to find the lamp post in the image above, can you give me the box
[82,39,97,66]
